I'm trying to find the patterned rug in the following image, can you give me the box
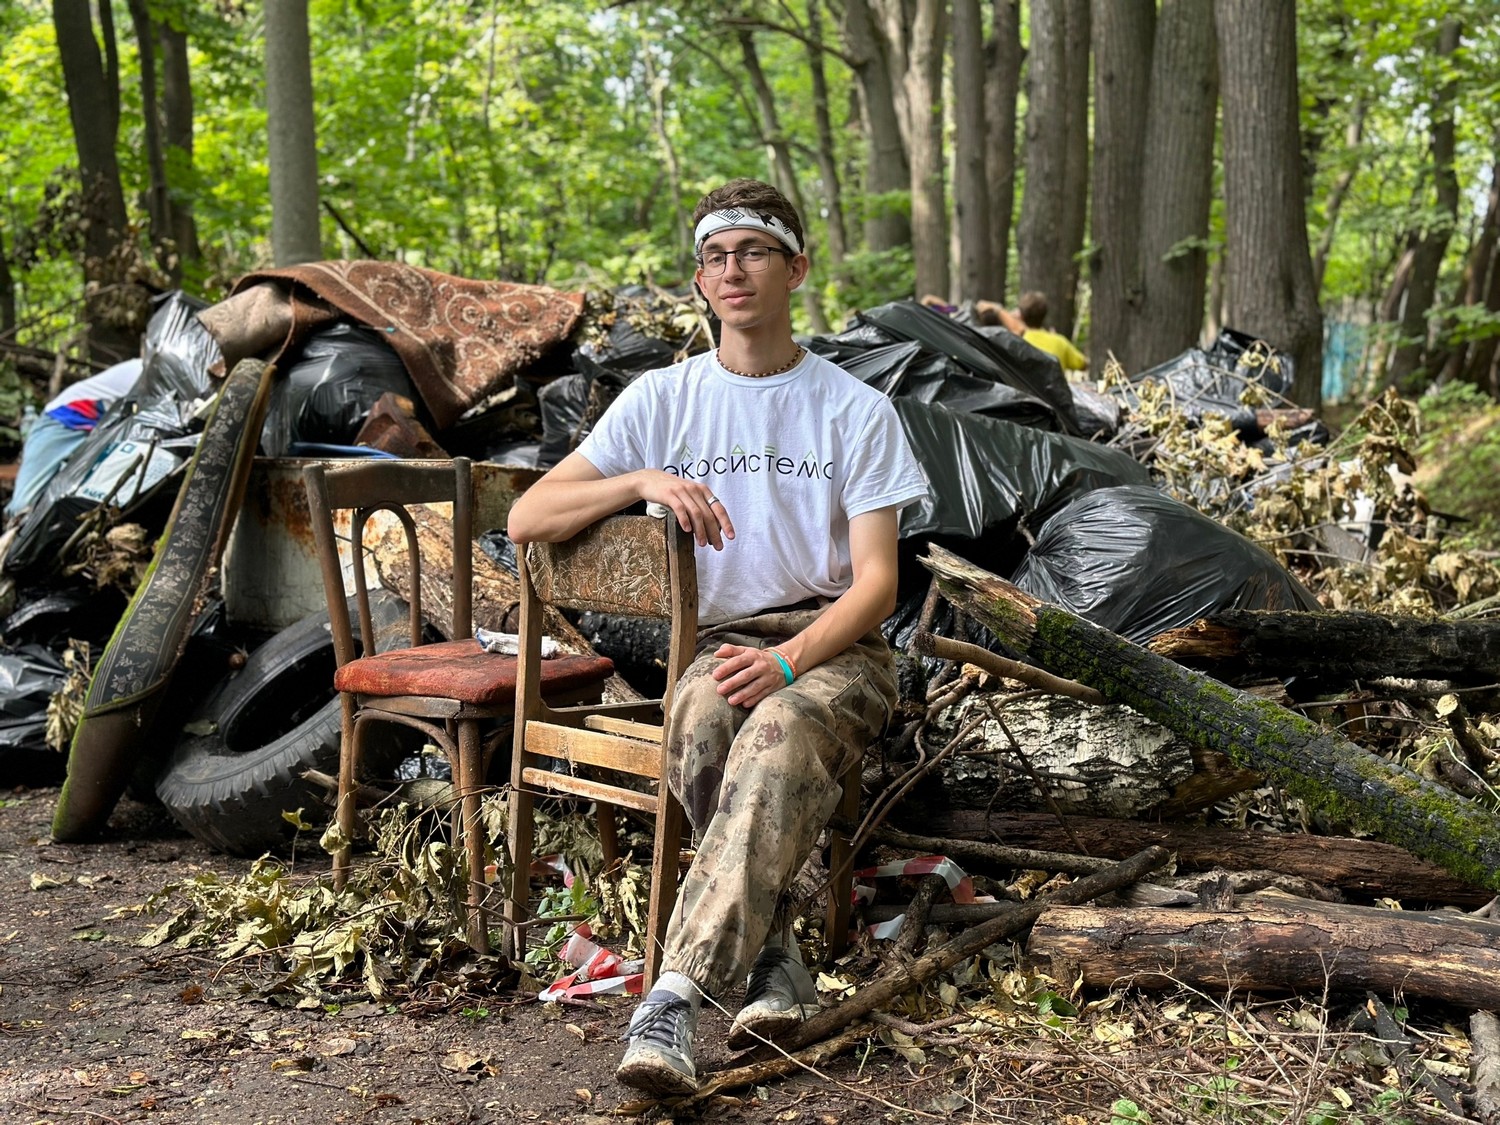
[204,261,585,430]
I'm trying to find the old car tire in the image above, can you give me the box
[156,591,418,856]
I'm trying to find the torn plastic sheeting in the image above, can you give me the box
[1011,484,1322,645]
[3,292,219,578]
[0,644,67,752]
[854,300,1080,434]
[260,322,416,458]
[893,398,1153,541]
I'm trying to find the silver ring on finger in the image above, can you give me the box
[707,495,721,506]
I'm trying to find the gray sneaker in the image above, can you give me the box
[616,992,699,1097]
[727,946,819,1051]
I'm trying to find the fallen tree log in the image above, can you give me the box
[1149,608,1500,686]
[900,809,1493,906]
[1028,895,1500,1010]
[920,546,1500,891]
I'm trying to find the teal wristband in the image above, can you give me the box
[770,651,795,685]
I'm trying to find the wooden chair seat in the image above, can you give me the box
[335,644,614,706]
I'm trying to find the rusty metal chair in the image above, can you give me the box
[506,513,863,984]
[303,457,614,952]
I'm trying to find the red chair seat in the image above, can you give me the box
[335,641,614,706]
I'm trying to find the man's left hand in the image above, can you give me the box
[710,643,790,709]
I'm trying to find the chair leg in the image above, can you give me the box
[332,694,360,889]
[456,719,489,954]
[597,805,620,869]
[505,788,537,964]
[825,764,862,959]
[644,792,686,990]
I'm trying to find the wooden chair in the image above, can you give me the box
[506,513,865,984]
[303,457,614,952]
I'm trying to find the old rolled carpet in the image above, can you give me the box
[52,358,275,842]
[202,261,585,430]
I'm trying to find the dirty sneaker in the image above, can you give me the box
[615,991,699,1097]
[727,945,819,1051]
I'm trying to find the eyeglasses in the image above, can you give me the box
[696,245,792,276]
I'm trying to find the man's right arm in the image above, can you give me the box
[506,451,734,548]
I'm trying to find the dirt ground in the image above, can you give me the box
[0,788,951,1125]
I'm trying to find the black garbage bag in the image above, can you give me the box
[261,321,416,457]
[894,399,1153,542]
[4,292,220,578]
[1011,484,1321,644]
[1120,328,1297,440]
[855,300,1081,433]
[0,644,69,785]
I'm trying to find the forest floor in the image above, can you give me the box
[2,786,1488,1125]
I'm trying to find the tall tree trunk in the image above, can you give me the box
[264,0,322,266]
[1054,0,1090,337]
[842,0,911,251]
[0,229,15,335]
[1442,131,1499,388]
[905,0,949,300]
[739,32,830,333]
[1087,0,1154,368]
[1387,17,1461,392]
[1311,99,1366,296]
[951,0,989,302]
[52,0,139,364]
[1017,0,1074,325]
[1214,0,1324,409]
[160,19,200,272]
[805,0,847,267]
[983,0,1021,302]
[1130,0,1218,370]
[126,0,175,281]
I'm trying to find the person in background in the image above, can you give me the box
[1015,290,1088,373]
[4,358,142,520]
[508,177,928,1097]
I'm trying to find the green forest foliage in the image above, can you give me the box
[0,0,1496,380]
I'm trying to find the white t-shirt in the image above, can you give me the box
[576,350,929,624]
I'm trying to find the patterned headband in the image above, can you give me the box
[693,208,802,255]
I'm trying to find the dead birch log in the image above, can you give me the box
[770,845,1172,1054]
[1150,609,1500,686]
[920,545,1500,892]
[904,809,1493,906]
[1472,1011,1500,1124]
[1029,896,1500,1010]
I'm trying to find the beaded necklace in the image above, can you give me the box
[716,345,804,378]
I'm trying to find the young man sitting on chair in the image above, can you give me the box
[506,177,928,1096]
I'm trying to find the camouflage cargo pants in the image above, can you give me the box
[658,606,896,997]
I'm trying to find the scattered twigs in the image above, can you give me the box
[849,823,1114,877]
[774,846,1172,1055]
[914,631,1106,705]
[673,1022,893,1111]
[892,874,947,958]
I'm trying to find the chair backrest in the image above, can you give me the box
[303,457,474,669]
[517,514,697,715]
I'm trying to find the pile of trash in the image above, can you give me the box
[0,263,1440,854]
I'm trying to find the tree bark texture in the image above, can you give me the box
[52,0,138,364]
[1029,898,1500,1009]
[264,0,322,266]
[842,0,911,251]
[1054,0,1090,336]
[1214,0,1324,408]
[950,0,989,303]
[804,0,847,267]
[1016,0,1072,325]
[1087,0,1154,367]
[1388,17,1461,391]
[1444,128,1500,391]
[911,809,1493,905]
[983,0,1021,302]
[1130,0,1217,371]
[1148,608,1500,687]
[126,0,174,280]
[904,0,948,300]
[920,545,1500,892]
[159,18,200,270]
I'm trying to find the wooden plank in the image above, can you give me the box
[582,715,665,741]
[519,767,657,813]
[527,722,661,776]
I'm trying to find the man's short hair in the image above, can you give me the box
[692,179,805,254]
[1018,291,1048,329]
